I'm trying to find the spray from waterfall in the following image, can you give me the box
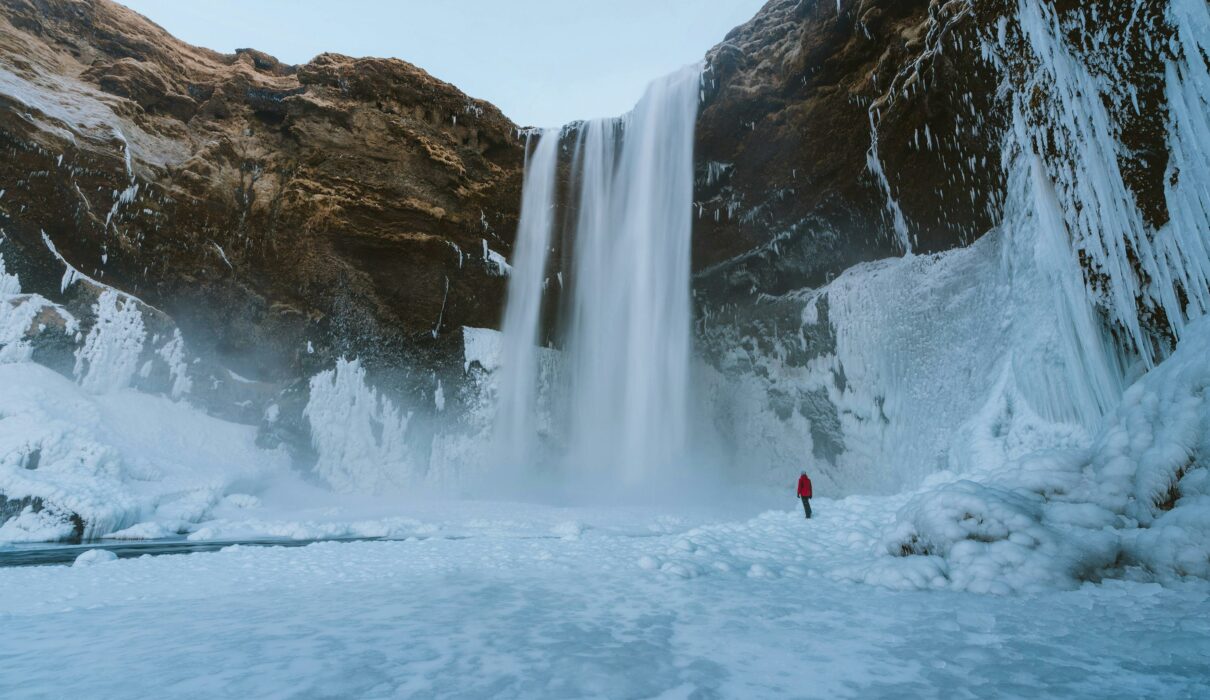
[495,64,702,488]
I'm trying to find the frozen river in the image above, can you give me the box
[3,499,1208,699]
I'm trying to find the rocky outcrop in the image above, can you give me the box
[0,0,523,392]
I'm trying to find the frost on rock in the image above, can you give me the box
[0,256,45,364]
[461,326,502,373]
[7,235,198,404]
[482,239,511,277]
[1007,0,1210,364]
[1158,0,1210,339]
[0,251,76,364]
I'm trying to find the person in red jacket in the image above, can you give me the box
[796,471,813,519]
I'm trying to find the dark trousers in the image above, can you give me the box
[801,496,812,519]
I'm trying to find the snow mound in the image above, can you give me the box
[880,480,1116,594]
[72,549,117,567]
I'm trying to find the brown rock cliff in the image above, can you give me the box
[0,0,523,386]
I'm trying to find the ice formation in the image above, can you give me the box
[713,0,1210,503]
[73,289,146,394]
[0,362,291,542]
[865,111,914,255]
[0,251,75,363]
[305,358,417,493]
[155,330,192,400]
[871,315,1210,593]
[1007,0,1210,364]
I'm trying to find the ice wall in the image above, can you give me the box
[865,314,1210,593]
[1158,0,1210,337]
[1010,0,1210,363]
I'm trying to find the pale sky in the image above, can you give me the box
[115,0,766,127]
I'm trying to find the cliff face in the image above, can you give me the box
[692,0,1172,337]
[0,0,523,389]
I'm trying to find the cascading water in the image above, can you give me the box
[565,66,700,484]
[495,129,560,469]
[495,65,701,487]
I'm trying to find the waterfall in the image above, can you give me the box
[566,66,700,484]
[495,65,701,486]
[495,129,560,468]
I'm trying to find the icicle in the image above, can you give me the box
[865,112,913,255]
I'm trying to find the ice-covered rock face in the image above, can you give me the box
[697,0,1210,495]
[1,232,278,423]
[693,0,1177,305]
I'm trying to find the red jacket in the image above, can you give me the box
[797,474,813,498]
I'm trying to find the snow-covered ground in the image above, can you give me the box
[3,498,1209,699]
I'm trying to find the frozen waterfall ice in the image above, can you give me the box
[495,65,702,487]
